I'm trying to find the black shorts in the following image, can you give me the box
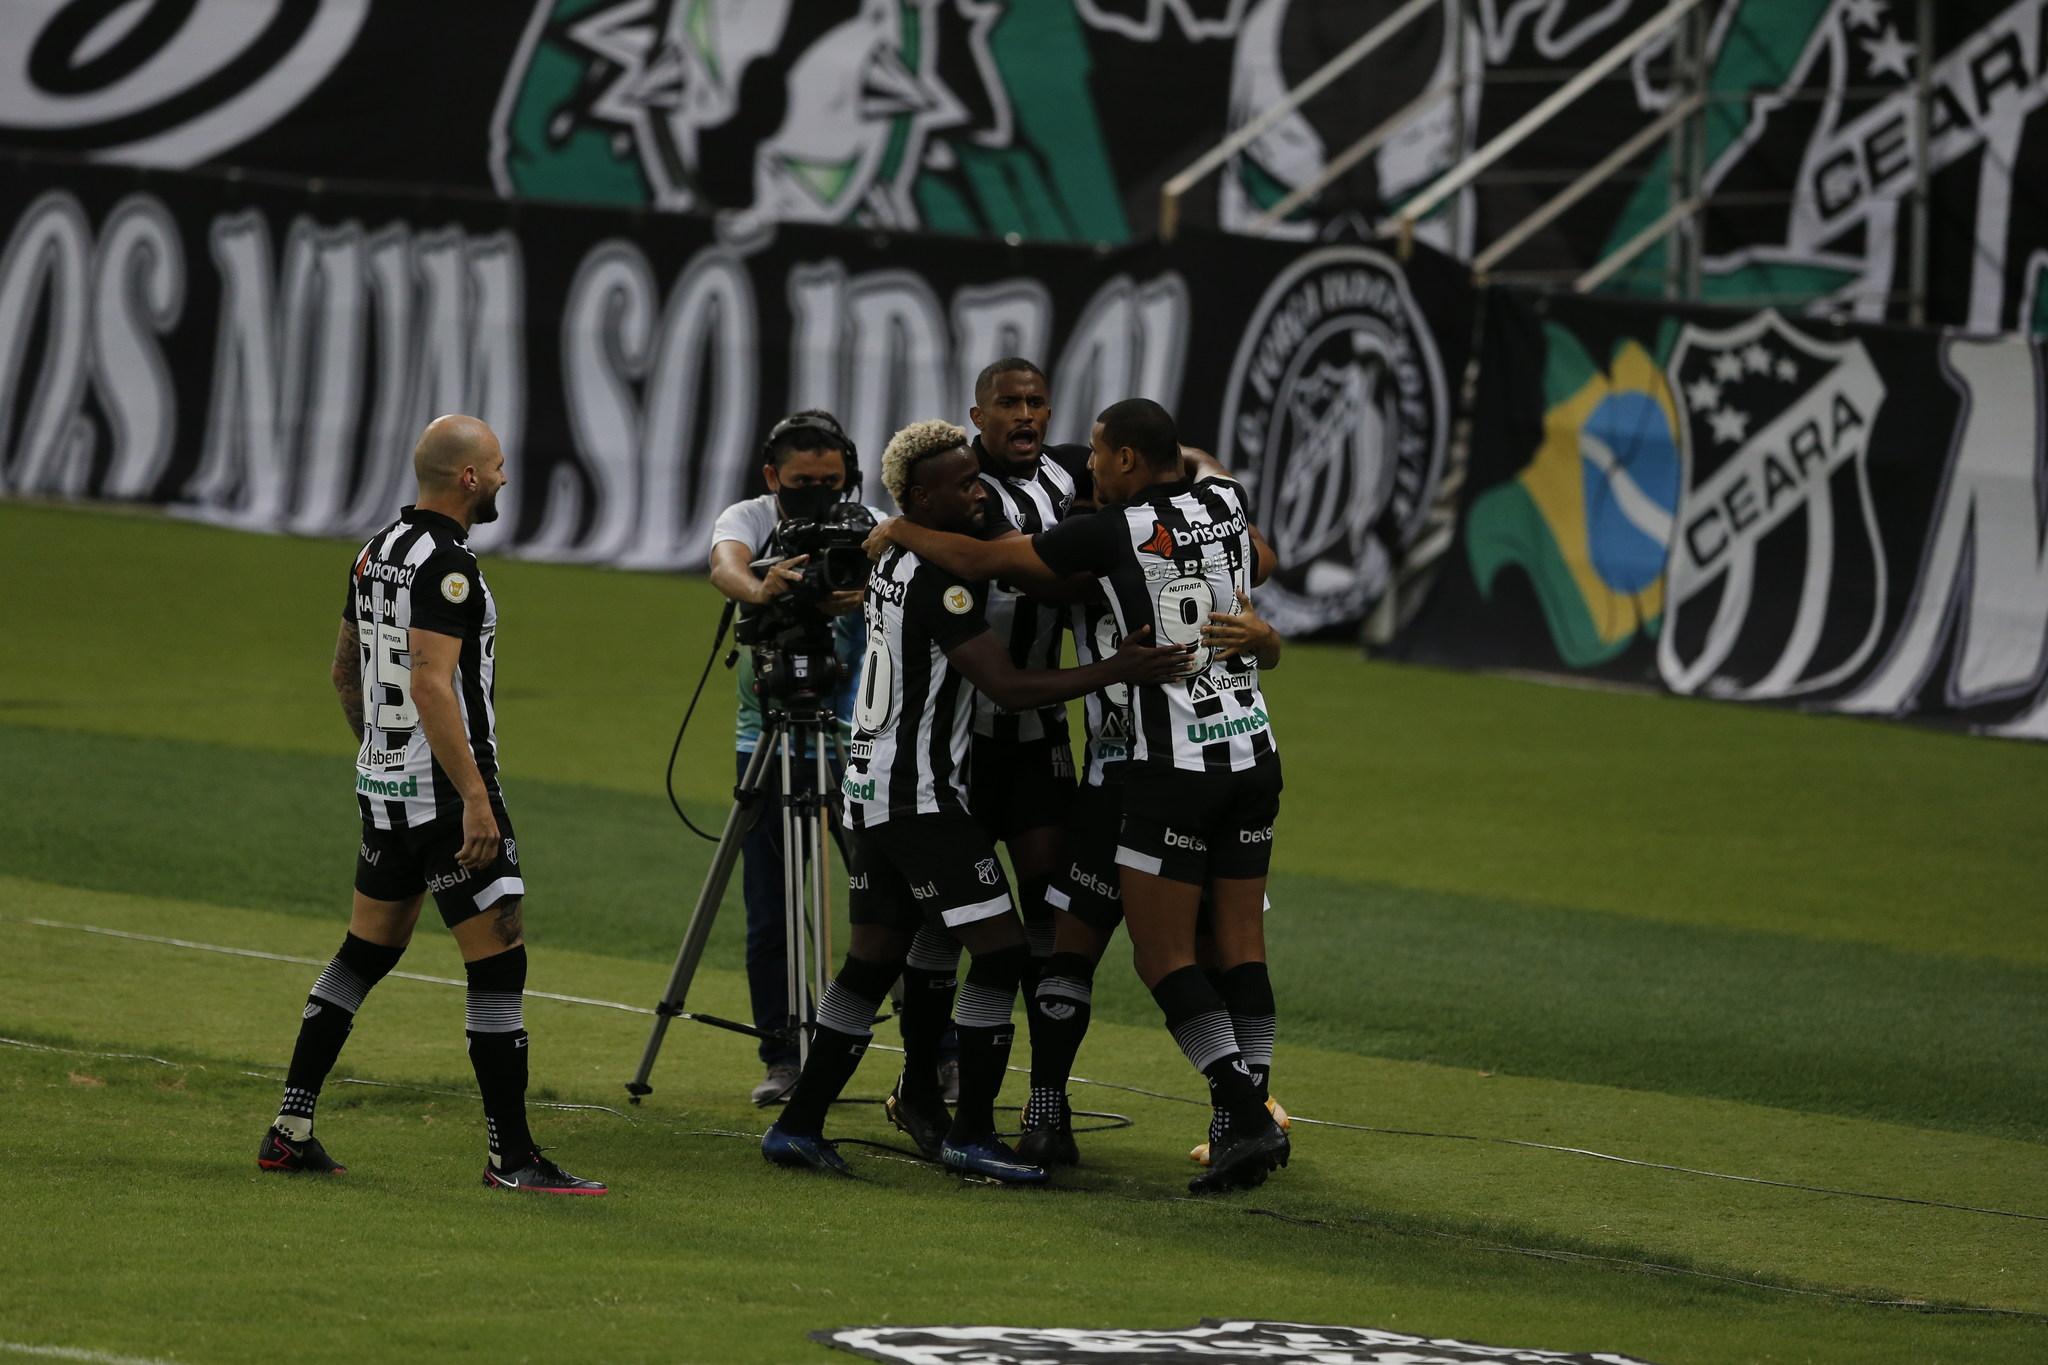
[848,812,1014,934]
[968,734,1076,841]
[1046,779,1125,934]
[355,803,525,928]
[1116,759,1282,887]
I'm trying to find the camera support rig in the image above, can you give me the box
[625,676,842,1100]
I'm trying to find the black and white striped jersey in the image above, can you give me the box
[841,545,991,828]
[345,506,501,830]
[1035,477,1275,774]
[971,441,1087,744]
[1070,589,1133,788]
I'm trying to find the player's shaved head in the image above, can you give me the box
[414,414,499,493]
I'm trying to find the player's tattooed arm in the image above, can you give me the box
[332,619,365,741]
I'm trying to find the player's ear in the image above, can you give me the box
[968,404,984,430]
[763,462,782,493]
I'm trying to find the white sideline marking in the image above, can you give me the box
[0,1342,183,1365]
[15,918,653,1015]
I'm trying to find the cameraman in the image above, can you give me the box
[708,410,873,1106]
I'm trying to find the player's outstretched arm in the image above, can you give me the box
[866,517,1064,589]
[409,628,500,870]
[945,626,1192,712]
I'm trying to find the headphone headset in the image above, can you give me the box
[761,410,861,497]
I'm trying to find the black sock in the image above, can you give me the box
[1019,877,1054,996]
[780,956,897,1136]
[1026,951,1094,1127]
[1219,961,1276,1103]
[1150,964,1265,1132]
[465,945,534,1169]
[275,933,405,1139]
[948,945,1026,1143]
[898,929,959,1099]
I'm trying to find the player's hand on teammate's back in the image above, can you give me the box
[1199,590,1278,662]
[458,799,502,870]
[863,517,899,560]
[1109,625,1198,684]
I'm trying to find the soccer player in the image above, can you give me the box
[866,400,1291,1193]
[761,419,1193,1184]
[887,358,1091,1151]
[257,414,604,1195]
[1023,577,1285,1170]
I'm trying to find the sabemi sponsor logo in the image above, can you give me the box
[356,772,420,798]
[1185,708,1270,743]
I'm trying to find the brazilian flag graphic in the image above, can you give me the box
[1467,325,1681,669]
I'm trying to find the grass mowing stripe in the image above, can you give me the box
[8,499,2045,964]
[17,915,2042,1228]
[8,882,2045,1320]
[9,722,2044,1143]
[14,1057,2041,1365]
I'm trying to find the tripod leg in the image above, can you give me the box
[781,733,812,1069]
[625,730,778,1099]
[812,741,834,1017]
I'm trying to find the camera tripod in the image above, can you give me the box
[625,700,842,1100]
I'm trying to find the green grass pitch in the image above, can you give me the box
[3,500,2044,1364]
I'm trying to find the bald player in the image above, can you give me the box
[256,415,605,1194]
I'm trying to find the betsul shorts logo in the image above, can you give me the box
[1239,825,1273,844]
[1661,311,1888,700]
[0,2,369,165]
[1218,246,1448,634]
[1163,828,1206,852]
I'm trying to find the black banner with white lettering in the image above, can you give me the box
[8,1,2048,333]
[0,156,1470,635]
[1391,286,2048,737]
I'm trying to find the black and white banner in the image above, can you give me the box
[0,157,1471,634]
[7,1,2048,331]
[1393,288,2048,739]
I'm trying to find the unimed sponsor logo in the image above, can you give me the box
[1185,708,1269,744]
[842,774,877,802]
[356,772,420,798]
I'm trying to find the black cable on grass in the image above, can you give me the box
[12,917,2045,1228]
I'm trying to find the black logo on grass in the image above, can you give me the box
[816,1319,1661,1363]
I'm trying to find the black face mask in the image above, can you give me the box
[776,484,841,521]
